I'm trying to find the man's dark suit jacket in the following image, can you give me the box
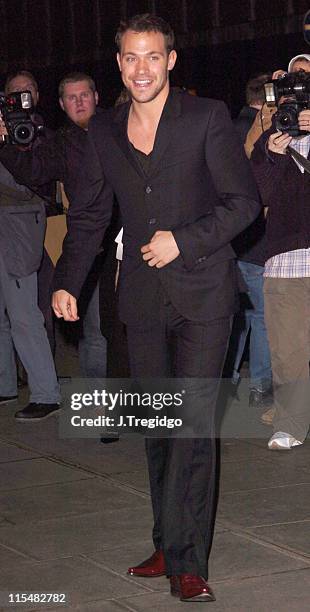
[54,88,260,328]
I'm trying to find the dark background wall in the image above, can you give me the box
[0,0,309,125]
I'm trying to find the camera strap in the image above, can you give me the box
[287,146,310,175]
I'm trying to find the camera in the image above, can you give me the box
[0,90,42,145]
[264,71,310,136]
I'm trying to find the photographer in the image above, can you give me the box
[251,54,310,450]
[0,72,119,391]
[0,70,60,419]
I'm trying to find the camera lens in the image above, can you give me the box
[14,122,34,145]
[278,112,291,127]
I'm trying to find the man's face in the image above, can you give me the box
[291,59,310,73]
[59,80,98,129]
[117,30,177,104]
[6,75,39,107]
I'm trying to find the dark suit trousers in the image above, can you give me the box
[126,298,231,578]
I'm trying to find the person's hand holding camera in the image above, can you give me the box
[298,109,310,132]
[0,112,8,139]
[268,131,292,155]
[272,69,286,80]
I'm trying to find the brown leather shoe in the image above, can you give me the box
[170,575,216,602]
[127,550,166,577]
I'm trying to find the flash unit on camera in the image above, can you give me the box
[20,92,32,109]
[264,83,276,106]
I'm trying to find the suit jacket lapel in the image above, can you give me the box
[111,88,183,179]
[111,101,145,179]
[148,88,182,178]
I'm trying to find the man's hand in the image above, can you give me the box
[52,290,79,321]
[272,69,286,79]
[298,109,310,132]
[0,113,8,139]
[141,230,180,268]
[268,131,292,155]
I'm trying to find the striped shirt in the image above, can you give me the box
[264,134,310,278]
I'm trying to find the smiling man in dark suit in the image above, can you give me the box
[52,13,260,603]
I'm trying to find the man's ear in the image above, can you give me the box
[168,50,177,72]
[59,97,65,111]
[117,53,122,72]
[95,91,99,105]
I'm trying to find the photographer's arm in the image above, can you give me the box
[0,116,65,185]
[244,104,277,158]
[251,130,292,207]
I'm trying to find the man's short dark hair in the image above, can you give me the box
[246,73,272,106]
[115,13,175,53]
[58,72,96,98]
[4,70,38,94]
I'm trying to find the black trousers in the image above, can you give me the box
[126,298,231,578]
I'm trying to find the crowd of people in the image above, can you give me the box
[0,12,309,604]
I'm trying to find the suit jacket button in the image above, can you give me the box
[149,218,157,225]
[145,186,152,194]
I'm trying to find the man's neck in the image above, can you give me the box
[130,85,170,127]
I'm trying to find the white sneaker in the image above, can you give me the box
[268,431,303,450]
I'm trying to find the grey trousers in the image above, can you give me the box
[264,277,310,442]
[0,252,60,404]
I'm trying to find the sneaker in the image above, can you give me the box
[261,406,276,425]
[0,395,18,405]
[15,402,61,421]
[249,388,273,409]
[268,431,303,450]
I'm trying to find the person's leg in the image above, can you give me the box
[79,282,107,378]
[161,313,231,578]
[245,263,272,393]
[230,261,251,385]
[0,278,17,398]
[37,249,56,355]
[0,253,60,405]
[264,277,309,443]
[127,307,231,577]
[126,322,170,551]
[233,261,272,394]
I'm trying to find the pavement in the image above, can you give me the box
[0,335,309,611]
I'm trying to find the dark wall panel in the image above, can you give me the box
[219,0,251,26]
[0,0,309,126]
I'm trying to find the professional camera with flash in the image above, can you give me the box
[264,71,310,136]
[0,90,42,145]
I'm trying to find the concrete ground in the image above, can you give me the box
[0,336,309,611]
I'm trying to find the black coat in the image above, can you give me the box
[54,88,260,327]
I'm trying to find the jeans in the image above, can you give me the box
[232,261,272,392]
[78,283,107,378]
